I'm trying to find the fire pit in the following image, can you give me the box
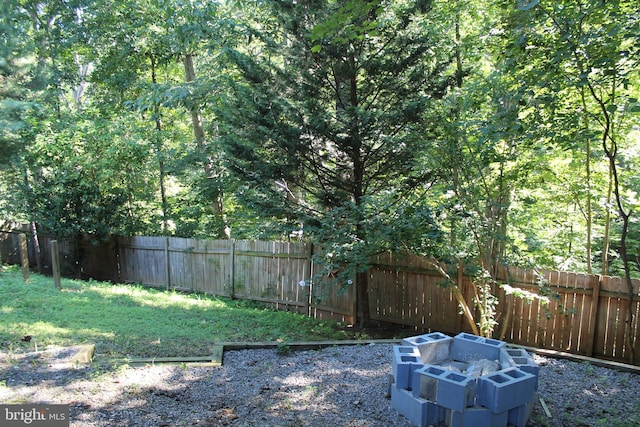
[390,332,539,427]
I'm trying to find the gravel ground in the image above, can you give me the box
[1,343,640,426]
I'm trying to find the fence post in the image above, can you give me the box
[19,233,29,283]
[164,237,171,290]
[51,240,61,289]
[229,240,235,299]
[586,275,601,357]
[305,243,313,317]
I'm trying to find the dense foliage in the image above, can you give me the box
[1,0,638,324]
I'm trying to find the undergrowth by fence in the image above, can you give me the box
[1,229,639,366]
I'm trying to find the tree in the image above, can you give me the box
[83,0,235,237]
[218,0,452,327]
[159,0,232,238]
[505,0,639,358]
[417,0,547,337]
[0,0,84,269]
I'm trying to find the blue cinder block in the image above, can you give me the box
[476,367,537,413]
[402,333,453,365]
[500,348,540,390]
[392,345,423,390]
[413,365,475,412]
[450,333,505,362]
[436,371,476,412]
[391,334,540,427]
[448,405,509,427]
[391,384,445,427]
[412,365,446,399]
[425,332,450,340]
[507,401,535,427]
[499,348,516,369]
[401,334,433,347]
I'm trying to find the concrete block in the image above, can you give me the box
[476,367,537,413]
[447,405,509,427]
[391,334,539,427]
[499,348,516,369]
[412,365,446,400]
[413,365,476,412]
[507,400,535,427]
[500,348,540,390]
[392,345,423,390]
[402,333,453,365]
[391,384,446,427]
[450,333,505,363]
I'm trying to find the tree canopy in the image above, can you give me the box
[1,0,638,327]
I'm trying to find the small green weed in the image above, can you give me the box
[276,342,292,356]
[583,361,596,375]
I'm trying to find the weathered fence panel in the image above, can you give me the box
[118,236,168,287]
[167,237,232,295]
[309,281,355,323]
[305,246,356,323]
[233,240,312,314]
[0,231,22,265]
[368,252,460,334]
[494,265,640,364]
[496,267,585,352]
[592,275,640,362]
[116,237,314,314]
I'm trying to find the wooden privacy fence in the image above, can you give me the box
[495,265,640,364]
[116,236,356,321]
[117,237,353,321]
[2,230,639,366]
[117,237,640,365]
[367,252,640,365]
[118,236,316,315]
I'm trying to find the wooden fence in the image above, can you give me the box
[115,236,356,321]
[366,252,640,365]
[2,230,639,365]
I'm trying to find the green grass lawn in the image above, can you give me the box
[0,265,355,358]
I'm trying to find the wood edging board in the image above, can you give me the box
[509,343,640,374]
[95,345,224,367]
[217,339,401,351]
[91,339,640,373]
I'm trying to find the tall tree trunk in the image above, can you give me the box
[23,168,42,273]
[587,79,635,364]
[183,54,229,238]
[449,10,480,336]
[150,56,170,233]
[601,169,613,275]
[580,87,593,274]
[347,51,371,329]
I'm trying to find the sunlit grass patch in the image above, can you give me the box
[0,265,353,357]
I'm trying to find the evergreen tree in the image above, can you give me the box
[218,0,452,327]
